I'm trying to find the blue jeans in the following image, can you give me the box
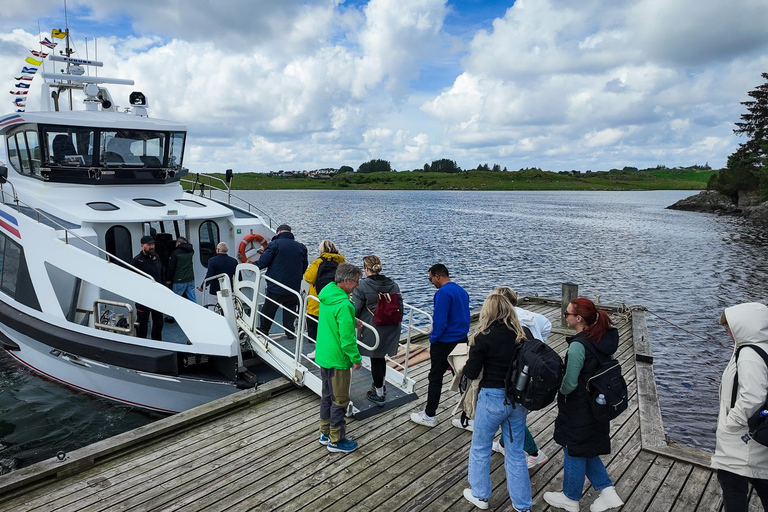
[562,446,613,501]
[173,281,197,304]
[468,388,532,510]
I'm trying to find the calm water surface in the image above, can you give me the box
[1,190,765,472]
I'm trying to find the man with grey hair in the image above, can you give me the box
[315,262,363,453]
[198,242,239,305]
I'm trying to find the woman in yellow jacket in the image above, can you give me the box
[304,240,345,343]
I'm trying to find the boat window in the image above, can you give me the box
[169,132,185,169]
[199,220,220,267]
[105,226,133,264]
[0,233,39,310]
[26,130,41,175]
[15,133,30,173]
[7,134,21,173]
[101,130,166,167]
[134,198,165,207]
[176,199,205,208]
[87,202,120,211]
[43,127,94,166]
[1,237,20,295]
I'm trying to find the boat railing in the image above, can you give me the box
[0,181,155,281]
[180,173,274,228]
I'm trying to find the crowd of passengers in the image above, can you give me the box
[131,225,768,512]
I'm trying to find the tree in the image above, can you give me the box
[491,164,501,172]
[338,165,353,174]
[425,158,460,173]
[357,159,392,173]
[709,73,768,200]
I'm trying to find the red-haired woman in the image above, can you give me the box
[544,298,624,512]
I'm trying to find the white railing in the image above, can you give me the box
[180,173,274,228]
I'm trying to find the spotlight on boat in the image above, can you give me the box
[101,99,112,109]
[129,91,147,106]
[226,169,233,183]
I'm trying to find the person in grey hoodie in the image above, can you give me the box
[351,255,403,407]
[712,302,768,511]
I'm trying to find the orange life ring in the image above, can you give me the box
[238,233,268,263]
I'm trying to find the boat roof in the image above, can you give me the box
[0,111,186,136]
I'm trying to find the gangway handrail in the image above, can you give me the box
[180,173,273,228]
[304,294,381,351]
[0,182,155,281]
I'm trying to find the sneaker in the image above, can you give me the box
[366,389,385,407]
[590,486,624,512]
[370,383,387,397]
[462,488,489,510]
[512,507,531,512]
[318,433,330,446]
[327,438,358,453]
[492,439,505,456]
[543,491,580,512]
[527,449,548,469]
[307,350,316,359]
[410,410,437,427]
[451,418,474,432]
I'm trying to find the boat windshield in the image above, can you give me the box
[101,130,166,167]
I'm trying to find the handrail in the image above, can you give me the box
[0,183,155,281]
[304,294,381,351]
[180,173,273,228]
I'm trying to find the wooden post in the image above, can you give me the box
[561,283,578,327]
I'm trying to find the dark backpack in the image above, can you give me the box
[368,292,402,326]
[582,339,629,421]
[315,258,338,295]
[505,327,564,411]
[732,345,768,447]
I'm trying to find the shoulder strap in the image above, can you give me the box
[731,345,768,408]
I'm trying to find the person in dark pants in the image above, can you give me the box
[131,235,165,341]
[410,263,470,427]
[316,263,363,453]
[712,302,768,512]
[254,224,308,339]
[198,242,239,306]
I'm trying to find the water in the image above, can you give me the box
[1,190,765,471]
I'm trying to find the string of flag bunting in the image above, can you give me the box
[9,29,67,112]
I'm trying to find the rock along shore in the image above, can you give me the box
[667,190,768,220]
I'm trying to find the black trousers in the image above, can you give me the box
[425,339,462,417]
[259,290,299,338]
[306,314,319,343]
[370,357,387,389]
[718,469,768,512]
[136,304,163,341]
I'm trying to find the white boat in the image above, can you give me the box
[0,31,431,418]
[0,33,276,413]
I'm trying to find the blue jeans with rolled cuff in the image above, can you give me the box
[562,446,613,501]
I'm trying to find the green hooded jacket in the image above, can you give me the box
[315,281,362,370]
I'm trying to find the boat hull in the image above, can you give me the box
[1,322,238,413]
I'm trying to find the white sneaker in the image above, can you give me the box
[462,488,489,510]
[544,491,580,512]
[492,439,505,456]
[590,486,624,512]
[410,410,437,427]
[526,449,548,469]
[307,350,316,359]
[451,418,474,431]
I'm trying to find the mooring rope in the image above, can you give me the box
[645,309,732,350]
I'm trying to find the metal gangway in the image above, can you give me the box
[206,264,432,419]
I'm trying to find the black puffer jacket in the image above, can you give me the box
[131,249,164,283]
[553,328,619,458]
[254,232,308,293]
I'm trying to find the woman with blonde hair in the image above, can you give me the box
[303,240,345,344]
[351,255,403,407]
[461,293,532,511]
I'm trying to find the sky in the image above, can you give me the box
[1,0,768,174]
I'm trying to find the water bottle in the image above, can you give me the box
[596,393,607,405]
[515,365,529,393]
[761,410,768,418]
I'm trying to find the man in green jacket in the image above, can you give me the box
[316,262,363,453]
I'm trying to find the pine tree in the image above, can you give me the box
[734,72,768,164]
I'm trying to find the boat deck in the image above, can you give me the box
[0,300,745,511]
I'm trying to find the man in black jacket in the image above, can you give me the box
[198,242,239,306]
[254,224,308,339]
[131,235,165,340]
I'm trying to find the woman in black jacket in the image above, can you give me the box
[544,297,623,512]
[461,293,531,511]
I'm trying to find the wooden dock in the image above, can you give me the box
[0,299,750,511]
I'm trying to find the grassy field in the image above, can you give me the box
[182,167,717,192]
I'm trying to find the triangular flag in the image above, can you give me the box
[29,50,49,58]
[15,76,33,81]
[25,56,43,66]
[9,91,28,95]
[40,38,57,49]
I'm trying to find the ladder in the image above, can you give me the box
[212,264,432,419]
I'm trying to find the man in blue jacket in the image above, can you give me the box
[255,224,308,339]
[411,263,470,427]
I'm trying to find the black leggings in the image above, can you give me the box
[718,469,768,512]
[370,357,387,388]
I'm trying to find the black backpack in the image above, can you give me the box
[582,339,629,421]
[314,258,338,295]
[505,327,564,411]
[732,345,768,447]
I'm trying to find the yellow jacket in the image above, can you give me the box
[304,252,345,316]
